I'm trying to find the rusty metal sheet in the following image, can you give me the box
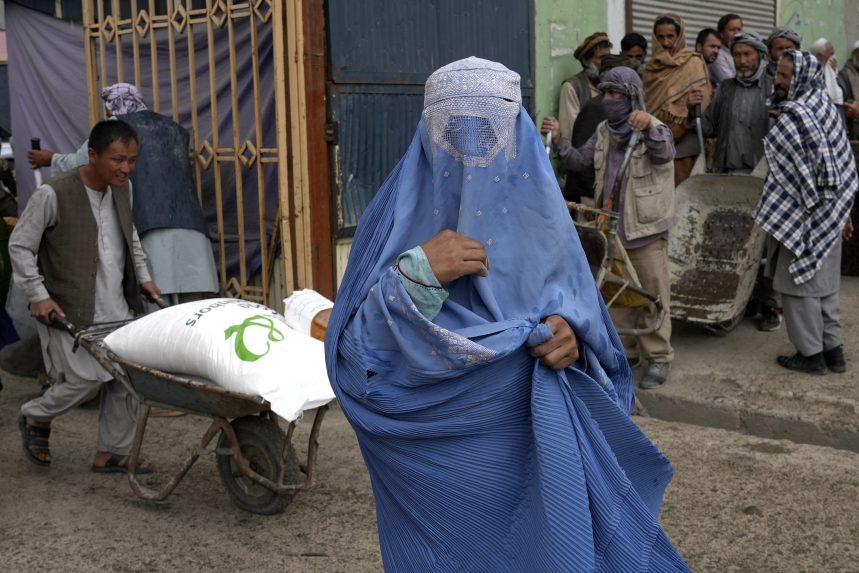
[121,361,269,419]
[669,171,766,324]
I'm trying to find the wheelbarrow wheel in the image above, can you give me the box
[216,415,302,515]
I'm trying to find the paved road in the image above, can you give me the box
[1,373,857,572]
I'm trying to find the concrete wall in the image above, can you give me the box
[779,0,855,64]
[533,0,609,122]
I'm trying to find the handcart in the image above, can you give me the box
[50,311,328,515]
[570,203,666,337]
[668,157,767,335]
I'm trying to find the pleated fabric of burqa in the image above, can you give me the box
[325,57,691,572]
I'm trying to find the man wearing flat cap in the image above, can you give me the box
[558,32,612,143]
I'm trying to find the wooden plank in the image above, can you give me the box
[273,0,296,294]
[302,0,334,299]
[286,0,311,291]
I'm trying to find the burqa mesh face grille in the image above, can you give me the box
[423,57,521,168]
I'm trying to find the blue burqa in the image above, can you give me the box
[325,59,690,572]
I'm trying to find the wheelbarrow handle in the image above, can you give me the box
[49,310,78,336]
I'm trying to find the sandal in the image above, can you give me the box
[91,454,154,475]
[18,414,51,467]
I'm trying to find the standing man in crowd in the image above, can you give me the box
[811,38,845,105]
[838,40,859,139]
[543,67,677,389]
[12,120,160,470]
[689,32,781,331]
[696,28,722,89]
[563,55,642,203]
[709,13,743,85]
[621,32,648,70]
[644,13,711,185]
[27,83,217,307]
[766,27,801,80]
[558,32,612,142]
[755,50,857,374]
[688,32,771,173]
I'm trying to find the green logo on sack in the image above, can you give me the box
[224,315,284,362]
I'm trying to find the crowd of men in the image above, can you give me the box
[543,12,858,388]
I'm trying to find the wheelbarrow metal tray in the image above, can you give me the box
[106,350,269,419]
[669,172,765,324]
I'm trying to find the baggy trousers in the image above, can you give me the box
[610,238,674,364]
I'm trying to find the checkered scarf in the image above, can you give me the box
[755,50,858,284]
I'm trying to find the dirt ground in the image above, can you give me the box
[1,371,858,573]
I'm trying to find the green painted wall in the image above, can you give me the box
[534,0,608,123]
[779,0,852,64]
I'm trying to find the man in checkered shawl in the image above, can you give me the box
[755,49,857,374]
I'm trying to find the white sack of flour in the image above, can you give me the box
[104,298,334,421]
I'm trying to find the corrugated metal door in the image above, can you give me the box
[326,0,534,236]
[630,1,776,44]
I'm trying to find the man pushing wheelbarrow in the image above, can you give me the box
[542,66,676,389]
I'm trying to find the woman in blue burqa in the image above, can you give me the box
[325,57,690,572]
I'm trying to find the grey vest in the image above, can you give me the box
[38,169,142,327]
[564,72,596,112]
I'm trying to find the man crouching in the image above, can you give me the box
[11,120,160,471]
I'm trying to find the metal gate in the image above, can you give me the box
[81,0,313,308]
[629,0,777,44]
[326,0,535,237]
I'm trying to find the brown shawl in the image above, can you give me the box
[643,13,712,134]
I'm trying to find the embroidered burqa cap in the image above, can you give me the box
[325,57,692,571]
[423,57,520,167]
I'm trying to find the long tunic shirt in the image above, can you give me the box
[695,75,773,173]
[553,121,676,248]
[9,183,151,381]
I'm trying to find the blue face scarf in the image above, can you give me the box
[324,59,690,572]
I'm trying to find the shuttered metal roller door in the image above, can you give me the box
[631,0,777,47]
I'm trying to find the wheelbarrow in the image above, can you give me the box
[50,311,327,515]
[668,156,768,335]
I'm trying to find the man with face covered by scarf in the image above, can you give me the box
[756,50,857,374]
[543,67,676,389]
